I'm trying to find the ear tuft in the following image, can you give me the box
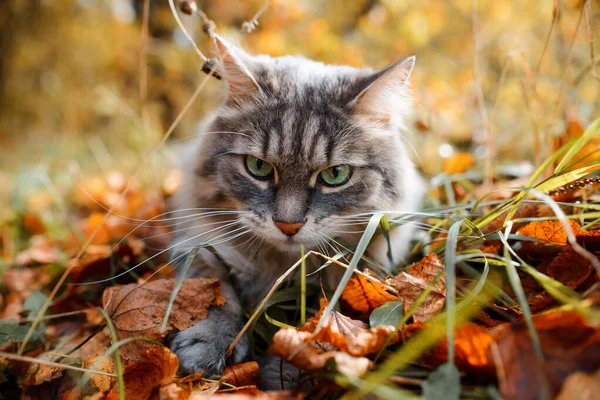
[213,35,262,104]
[353,56,415,125]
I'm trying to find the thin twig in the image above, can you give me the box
[535,0,559,88]
[140,0,152,141]
[242,0,274,33]
[0,351,117,377]
[584,0,600,83]
[472,0,491,184]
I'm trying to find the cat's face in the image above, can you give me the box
[190,37,416,254]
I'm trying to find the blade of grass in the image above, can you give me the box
[160,246,199,332]
[444,219,465,363]
[300,245,306,325]
[555,116,600,173]
[314,213,383,333]
[99,307,125,400]
[498,228,548,400]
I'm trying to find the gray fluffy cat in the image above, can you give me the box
[169,36,423,379]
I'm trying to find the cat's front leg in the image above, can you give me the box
[169,281,248,375]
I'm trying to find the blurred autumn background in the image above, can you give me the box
[1,0,600,398]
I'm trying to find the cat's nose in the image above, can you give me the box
[273,220,305,236]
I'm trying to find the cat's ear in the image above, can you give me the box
[214,35,262,103]
[352,56,415,124]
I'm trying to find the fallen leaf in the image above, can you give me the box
[369,300,404,328]
[312,310,398,357]
[270,328,372,377]
[102,278,225,361]
[555,369,600,400]
[491,311,600,400]
[547,248,593,289]
[159,382,192,400]
[387,254,446,322]
[443,152,475,174]
[106,346,179,400]
[339,272,398,318]
[518,220,582,245]
[200,390,302,400]
[422,323,496,379]
[222,362,260,388]
[15,235,61,266]
[17,358,63,387]
[2,266,51,293]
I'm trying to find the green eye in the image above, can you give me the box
[245,155,274,179]
[318,165,352,187]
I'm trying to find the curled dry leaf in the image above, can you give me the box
[339,272,398,318]
[491,311,600,400]
[311,310,398,357]
[270,299,402,377]
[555,369,600,400]
[270,328,372,378]
[222,361,260,388]
[387,254,446,322]
[159,382,192,400]
[200,390,303,400]
[102,278,225,361]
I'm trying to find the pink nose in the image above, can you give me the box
[274,220,305,236]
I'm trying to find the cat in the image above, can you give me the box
[168,35,424,382]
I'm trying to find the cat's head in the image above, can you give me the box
[187,36,418,253]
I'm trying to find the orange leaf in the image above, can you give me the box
[221,362,260,388]
[339,272,398,318]
[270,328,372,377]
[518,220,582,245]
[443,152,475,174]
[423,323,496,379]
[387,254,446,322]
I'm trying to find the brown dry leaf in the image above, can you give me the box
[106,346,179,400]
[17,360,64,388]
[491,311,600,400]
[200,390,302,400]
[102,278,225,361]
[339,272,398,318]
[15,235,61,266]
[443,152,475,174]
[270,328,372,377]
[159,382,192,400]
[555,369,600,400]
[387,254,446,322]
[547,248,593,289]
[312,310,398,357]
[221,362,260,388]
[2,266,51,293]
[422,323,496,379]
[80,327,115,393]
[576,229,600,252]
[518,220,582,245]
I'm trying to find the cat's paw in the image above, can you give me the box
[169,308,248,376]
